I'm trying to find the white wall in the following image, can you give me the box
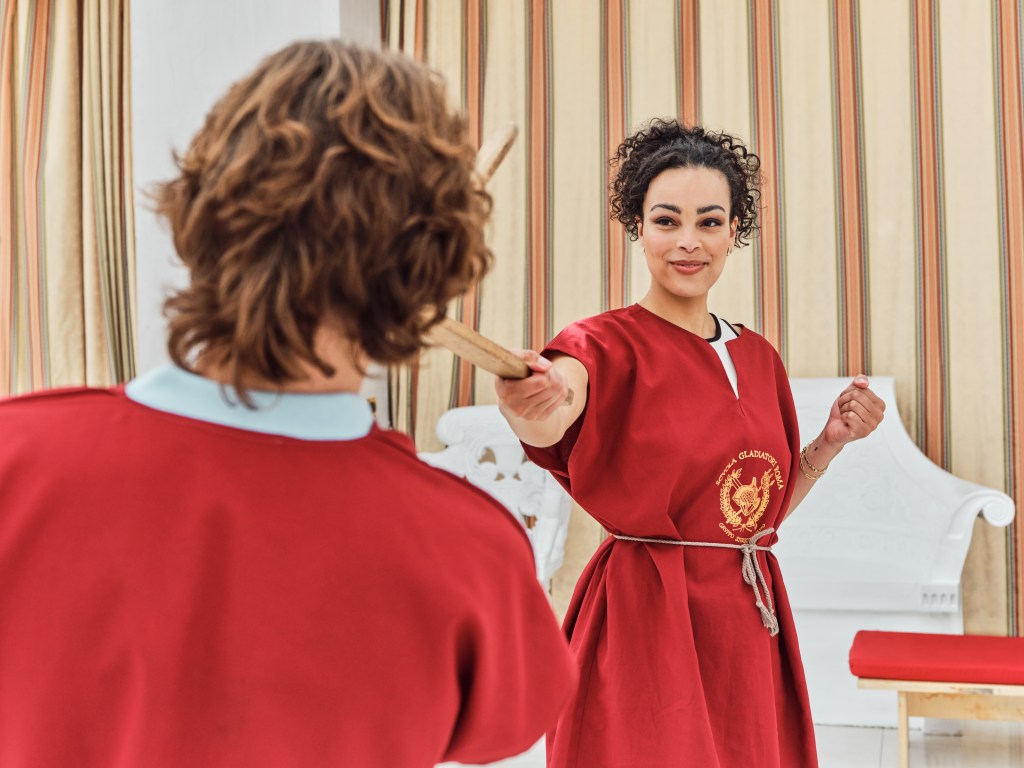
[131,0,388,418]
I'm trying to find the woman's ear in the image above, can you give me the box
[636,216,644,238]
[730,216,739,241]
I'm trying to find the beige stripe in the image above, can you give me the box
[42,3,85,387]
[627,0,678,305]
[412,0,464,444]
[473,0,529,403]
[697,0,755,327]
[550,0,602,337]
[775,0,839,377]
[858,0,918,439]
[937,0,1007,635]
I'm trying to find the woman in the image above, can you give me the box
[0,41,574,767]
[496,120,885,767]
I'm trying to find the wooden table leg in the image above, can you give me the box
[898,691,910,768]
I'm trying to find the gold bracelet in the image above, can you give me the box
[799,444,828,480]
[797,456,819,480]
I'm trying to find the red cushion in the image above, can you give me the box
[849,630,1024,686]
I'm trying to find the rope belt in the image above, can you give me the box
[611,527,779,637]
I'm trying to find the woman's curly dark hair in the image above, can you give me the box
[609,120,761,246]
[155,41,491,401]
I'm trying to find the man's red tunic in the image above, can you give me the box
[0,384,574,767]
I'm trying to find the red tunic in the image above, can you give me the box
[0,386,574,767]
[524,305,817,767]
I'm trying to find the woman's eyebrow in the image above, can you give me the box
[649,203,726,215]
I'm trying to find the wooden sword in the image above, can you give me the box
[427,123,574,403]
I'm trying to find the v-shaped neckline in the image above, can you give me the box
[628,304,745,402]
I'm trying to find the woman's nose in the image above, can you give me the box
[675,229,700,251]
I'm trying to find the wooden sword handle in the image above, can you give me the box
[475,123,518,184]
[429,318,574,404]
[431,318,528,379]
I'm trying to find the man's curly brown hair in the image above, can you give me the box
[155,40,491,398]
[609,120,761,246]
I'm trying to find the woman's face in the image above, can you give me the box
[637,165,738,304]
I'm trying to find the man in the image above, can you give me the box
[0,40,573,767]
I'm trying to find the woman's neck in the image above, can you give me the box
[638,292,714,338]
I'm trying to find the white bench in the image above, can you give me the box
[775,377,1015,727]
[418,405,572,589]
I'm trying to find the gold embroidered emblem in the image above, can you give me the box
[715,450,786,539]
[719,468,773,531]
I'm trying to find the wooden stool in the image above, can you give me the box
[849,630,1024,767]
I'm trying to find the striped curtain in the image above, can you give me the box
[384,0,1024,635]
[1,0,136,397]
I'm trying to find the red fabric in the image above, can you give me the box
[0,386,575,768]
[849,630,1024,685]
[523,305,817,768]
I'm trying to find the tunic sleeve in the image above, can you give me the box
[440,517,576,763]
[519,321,602,489]
[772,345,802,520]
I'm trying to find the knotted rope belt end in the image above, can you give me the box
[612,527,779,637]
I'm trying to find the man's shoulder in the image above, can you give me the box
[365,429,529,533]
[0,386,123,423]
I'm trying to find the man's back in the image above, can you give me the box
[0,384,573,767]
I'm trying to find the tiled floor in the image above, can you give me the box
[817,721,1024,767]
[442,721,1024,767]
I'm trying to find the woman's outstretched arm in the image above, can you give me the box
[495,352,589,448]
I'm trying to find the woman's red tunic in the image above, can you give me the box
[524,305,818,768]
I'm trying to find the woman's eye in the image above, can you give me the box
[654,217,675,226]
[701,219,723,228]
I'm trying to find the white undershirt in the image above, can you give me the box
[707,314,739,397]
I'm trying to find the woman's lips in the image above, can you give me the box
[669,260,707,275]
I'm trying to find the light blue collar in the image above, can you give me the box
[125,365,374,441]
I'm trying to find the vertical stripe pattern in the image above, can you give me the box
[912,0,948,466]
[453,0,483,407]
[1,0,19,392]
[3,0,49,392]
[413,0,426,60]
[385,0,1024,626]
[832,0,868,376]
[750,0,784,355]
[23,1,50,387]
[602,0,627,312]
[995,0,1024,634]
[526,0,550,352]
[677,0,699,125]
[1,0,135,398]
